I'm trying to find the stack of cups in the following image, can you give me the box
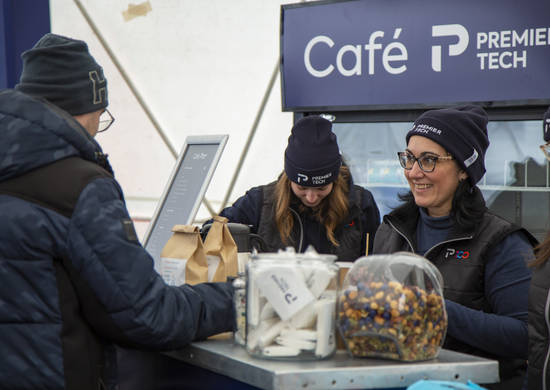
[245,247,339,360]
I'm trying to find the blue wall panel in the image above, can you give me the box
[0,0,50,89]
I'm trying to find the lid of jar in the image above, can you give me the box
[346,252,444,293]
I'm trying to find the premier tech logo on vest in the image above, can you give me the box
[445,248,470,260]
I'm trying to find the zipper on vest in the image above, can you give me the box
[386,219,415,252]
[386,219,474,258]
[290,208,304,253]
[424,235,474,258]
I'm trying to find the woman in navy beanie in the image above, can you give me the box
[373,106,537,390]
[211,115,381,261]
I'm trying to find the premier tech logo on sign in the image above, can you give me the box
[303,24,543,78]
[281,0,550,110]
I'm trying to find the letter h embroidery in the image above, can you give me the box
[89,70,107,105]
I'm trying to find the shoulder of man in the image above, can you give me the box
[0,156,113,218]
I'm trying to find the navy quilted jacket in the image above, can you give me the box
[0,90,234,390]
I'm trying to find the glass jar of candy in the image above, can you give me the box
[245,247,339,360]
[338,252,447,361]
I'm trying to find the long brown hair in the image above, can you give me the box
[530,233,550,268]
[274,165,351,247]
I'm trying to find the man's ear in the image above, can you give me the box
[459,170,468,181]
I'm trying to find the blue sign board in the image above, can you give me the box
[280,0,550,111]
[0,0,50,89]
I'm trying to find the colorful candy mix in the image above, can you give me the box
[338,280,447,361]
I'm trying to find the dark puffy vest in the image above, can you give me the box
[374,207,536,380]
[257,182,364,261]
[0,156,114,390]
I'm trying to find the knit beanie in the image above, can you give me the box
[406,105,489,186]
[15,33,108,115]
[544,106,550,143]
[284,116,342,187]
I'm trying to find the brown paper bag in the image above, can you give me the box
[160,225,208,285]
[203,216,238,282]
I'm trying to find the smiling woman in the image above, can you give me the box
[373,105,537,390]
[403,136,465,217]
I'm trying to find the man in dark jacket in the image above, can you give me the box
[0,33,234,390]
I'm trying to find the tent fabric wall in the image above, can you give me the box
[49,0,294,239]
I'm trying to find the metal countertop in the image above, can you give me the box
[166,338,499,389]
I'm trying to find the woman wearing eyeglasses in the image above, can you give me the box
[373,106,536,390]
[527,106,550,390]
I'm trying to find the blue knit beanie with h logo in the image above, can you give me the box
[15,33,108,116]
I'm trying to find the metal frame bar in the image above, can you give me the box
[72,0,217,217]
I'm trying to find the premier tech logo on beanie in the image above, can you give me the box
[406,105,489,186]
[15,33,108,116]
[284,116,342,187]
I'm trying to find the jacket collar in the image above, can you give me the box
[0,90,112,179]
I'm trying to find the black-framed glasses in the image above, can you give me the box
[98,109,115,133]
[540,143,550,162]
[397,151,454,173]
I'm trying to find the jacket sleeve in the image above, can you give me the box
[359,187,381,255]
[65,176,234,350]
[445,231,533,358]
[214,186,264,233]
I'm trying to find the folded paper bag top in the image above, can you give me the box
[203,216,239,282]
[160,225,208,285]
